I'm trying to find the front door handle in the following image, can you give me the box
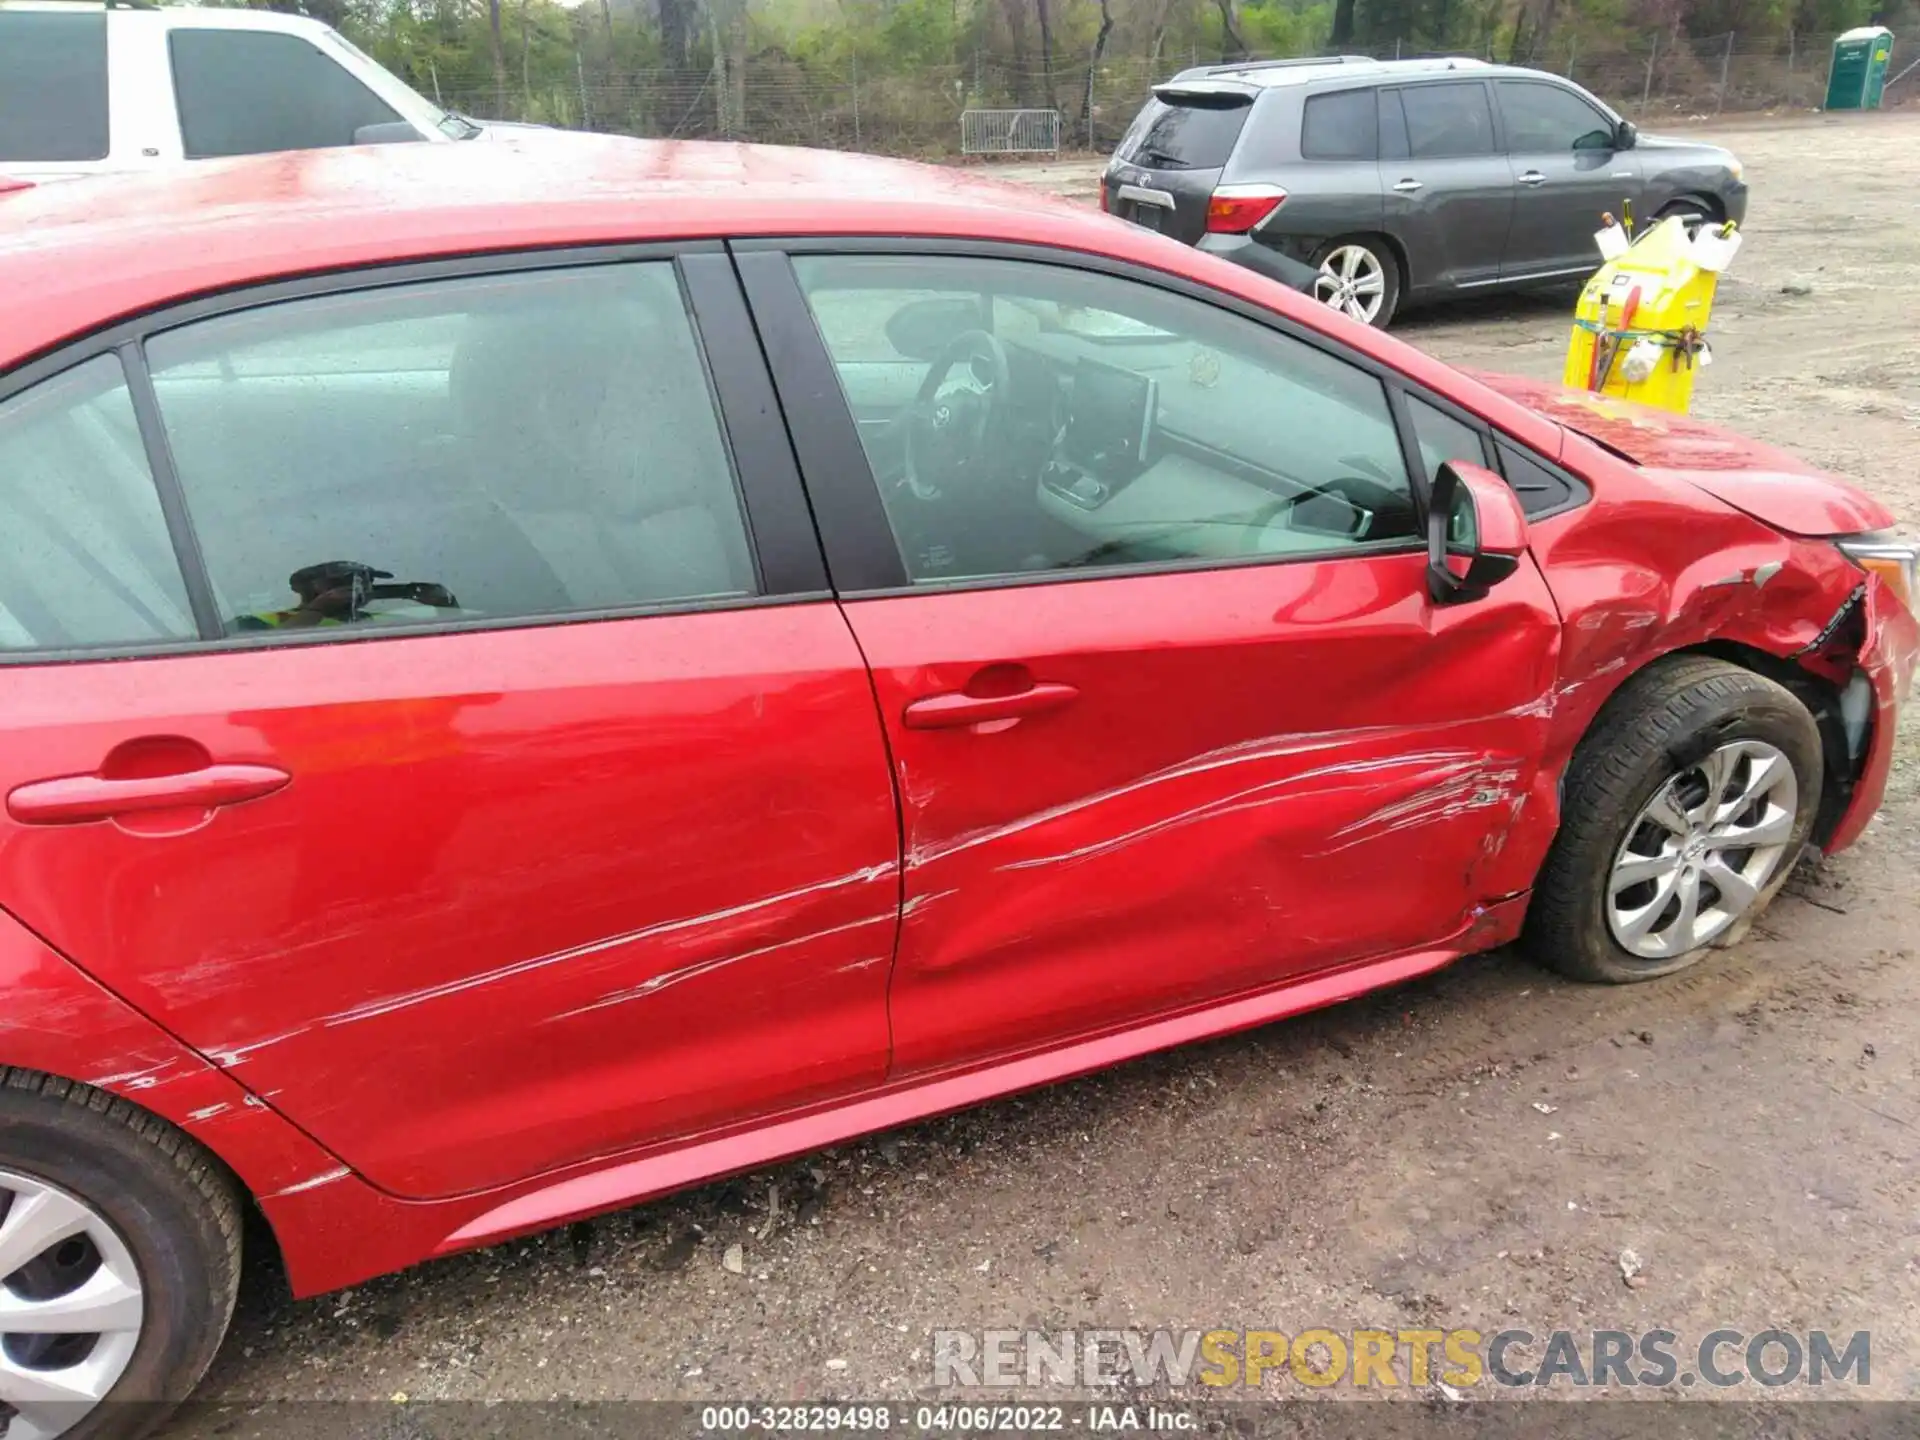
[1391,177,1423,193]
[8,764,292,825]
[902,682,1079,730]
[1518,170,1547,186]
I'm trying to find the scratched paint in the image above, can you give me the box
[324,864,896,1029]
[547,911,897,1022]
[268,1167,351,1198]
[841,546,1564,1074]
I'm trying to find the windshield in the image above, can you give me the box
[317,28,477,139]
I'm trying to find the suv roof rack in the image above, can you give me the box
[1201,54,1372,76]
[1391,53,1489,67]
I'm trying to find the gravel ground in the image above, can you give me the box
[173,112,1920,1430]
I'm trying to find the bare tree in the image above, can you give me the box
[996,0,1031,104]
[1035,0,1059,111]
[1081,0,1114,126]
[489,0,507,112]
[1213,0,1247,58]
[1331,0,1357,44]
[657,0,695,69]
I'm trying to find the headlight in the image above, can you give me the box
[1837,531,1919,614]
[1727,157,1744,181]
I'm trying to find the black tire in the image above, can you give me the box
[1656,197,1716,235]
[1309,235,1402,329]
[1523,656,1823,984]
[0,1070,242,1440]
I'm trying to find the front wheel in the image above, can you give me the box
[1524,657,1823,984]
[1310,236,1401,328]
[0,1072,242,1440]
[1655,198,1715,236]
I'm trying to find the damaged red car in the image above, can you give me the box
[0,140,1913,1437]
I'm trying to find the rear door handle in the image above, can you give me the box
[902,682,1079,730]
[8,764,292,825]
[1518,171,1547,186]
[1392,178,1423,193]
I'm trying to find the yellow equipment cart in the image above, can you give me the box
[1563,213,1741,415]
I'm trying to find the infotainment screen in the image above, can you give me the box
[1063,357,1156,480]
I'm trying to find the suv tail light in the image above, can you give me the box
[1098,177,1109,212]
[1206,185,1286,233]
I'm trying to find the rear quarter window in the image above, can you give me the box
[1300,88,1378,161]
[1124,94,1253,169]
[0,11,109,163]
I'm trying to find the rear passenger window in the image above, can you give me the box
[1399,83,1496,159]
[0,356,197,652]
[170,29,402,158]
[145,263,758,637]
[1300,89,1377,161]
[1406,396,1489,484]
[0,10,109,163]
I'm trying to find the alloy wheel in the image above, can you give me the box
[1607,739,1799,960]
[1312,245,1388,324]
[0,1170,144,1440]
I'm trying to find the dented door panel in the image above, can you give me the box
[841,550,1562,1076]
[0,607,901,1199]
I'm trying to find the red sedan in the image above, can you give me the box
[0,139,1913,1435]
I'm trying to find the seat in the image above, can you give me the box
[447,280,755,612]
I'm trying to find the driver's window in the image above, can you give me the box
[792,254,1416,587]
[1495,80,1615,153]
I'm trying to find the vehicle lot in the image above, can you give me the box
[176,112,1920,1425]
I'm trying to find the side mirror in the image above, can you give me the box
[1427,461,1529,604]
[353,121,428,146]
[1614,119,1638,150]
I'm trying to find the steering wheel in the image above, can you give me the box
[902,330,1012,502]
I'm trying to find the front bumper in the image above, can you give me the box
[1722,179,1750,227]
[1823,574,1919,854]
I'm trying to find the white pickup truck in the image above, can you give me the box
[1,0,522,181]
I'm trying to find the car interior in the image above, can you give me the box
[142,263,757,634]
[791,256,1423,585]
[0,258,1444,654]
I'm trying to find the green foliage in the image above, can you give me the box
[241,0,1890,141]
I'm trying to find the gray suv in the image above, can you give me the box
[1102,56,1748,327]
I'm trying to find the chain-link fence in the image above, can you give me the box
[441,30,1905,160]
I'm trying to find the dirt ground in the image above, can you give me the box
[176,113,1920,1428]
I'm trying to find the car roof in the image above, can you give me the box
[1159,54,1568,92]
[0,0,332,30]
[0,137,1138,370]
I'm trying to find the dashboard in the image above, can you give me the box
[1010,337,1417,564]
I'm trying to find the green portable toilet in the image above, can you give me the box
[1825,26,1894,110]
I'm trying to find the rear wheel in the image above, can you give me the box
[0,1072,241,1440]
[1524,657,1823,984]
[1310,236,1401,328]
